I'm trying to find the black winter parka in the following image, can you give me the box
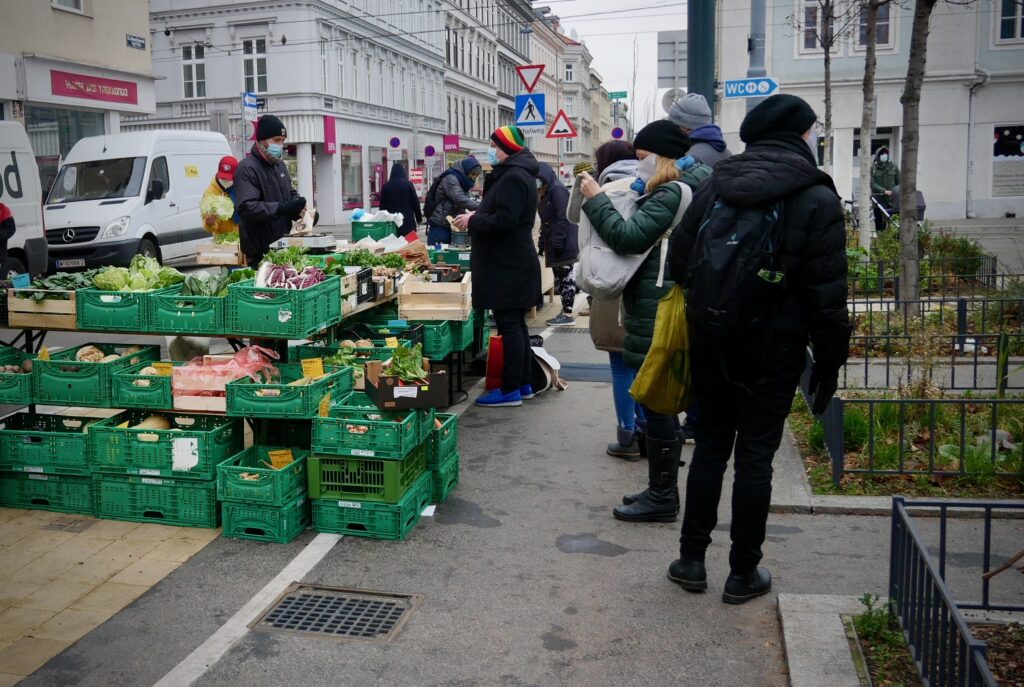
[235,144,299,265]
[668,133,851,372]
[380,163,423,236]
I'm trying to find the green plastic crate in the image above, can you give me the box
[217,446,308,506]
[90,411,243,480]
[333,390,376,409]
[429,247,472,269]
[255,418,312,450]
[351,221,398,242]
[312,407,420,459]
[0,412,96,475]
[112,362,179,410]
[33,343,159,407]
[431,450,459,503]
[76,287,173,332]
[0,471,94,514]
[226,363,352,419]
[419,408,436,443]
[429,413,458,468]
[416,321,453,360]
[290,341,404,365]
[93,473,219,528]
[0,346,31,406]
[450,310,476,351]
[226,277,342,339]
[221,495,310,543]
[149,287,227,335]
[311,470,431,540]
[308,442,427,502]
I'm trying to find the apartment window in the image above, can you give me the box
[565,95,575,117]
[320,40,328,93]
[801,1,833,51]
[564,138,574,154]
[52,0,85,12]
[448,96,453,131]
[182,45,206,99]
[1000,0,1024,40]
[565,63,574,82]
[242,38,268,94]
[337,46,344,97]
[365,56,372,100]
[858,3,891,47]
[446,27,451,64]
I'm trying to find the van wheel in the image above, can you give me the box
[138,238,161,264]
[4,256,26,278]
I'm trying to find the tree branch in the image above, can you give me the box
[981,547,1024,581]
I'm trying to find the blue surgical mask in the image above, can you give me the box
[487,148,500,166]
[879,154,889,163]
[267,143,284,159]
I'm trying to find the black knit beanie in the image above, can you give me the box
[255,114,287,141]
[739,94,816,144]
[632,120,691,159]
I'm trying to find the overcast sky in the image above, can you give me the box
[551,0,687,132]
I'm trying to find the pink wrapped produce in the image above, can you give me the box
[172,345,280,397]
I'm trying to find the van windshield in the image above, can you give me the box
[46,157,147,204]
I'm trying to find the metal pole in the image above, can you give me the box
[746,0,767,113]
[687,0,716,120]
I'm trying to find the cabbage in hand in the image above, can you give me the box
[200,195,235,222]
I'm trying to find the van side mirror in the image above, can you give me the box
[146,179,164,204]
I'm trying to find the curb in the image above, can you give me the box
[777,594,867,687]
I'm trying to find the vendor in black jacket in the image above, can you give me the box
[665,95,851,604]
[379,162,423,237]
[452,125,541,408]
[235,115,306,266]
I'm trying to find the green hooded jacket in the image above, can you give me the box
[582,181,685,370]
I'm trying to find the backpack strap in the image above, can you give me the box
[655,181,691,288]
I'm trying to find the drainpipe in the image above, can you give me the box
[966,68,990,218]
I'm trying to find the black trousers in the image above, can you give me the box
[492,308,532,393]
[679,336,805,574]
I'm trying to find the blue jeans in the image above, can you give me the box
[609,352,645,432]
[427,224,451,246]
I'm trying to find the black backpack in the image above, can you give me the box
[684,196,787,339]
[422,171,450,221]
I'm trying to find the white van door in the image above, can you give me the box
[0,122,47,275]
[142,155,178,261]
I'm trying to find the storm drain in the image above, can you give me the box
[251,584,421,643]
[551,328,591,335]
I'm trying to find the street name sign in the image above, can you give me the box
[608,91,627,100]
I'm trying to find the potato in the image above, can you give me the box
[340,339,357,349]
[138,366,159,376]
[101,354,121,363]
[355,339,374,349]
[75,345,105,362]
[122,345,142,355]
[21,359,32,373]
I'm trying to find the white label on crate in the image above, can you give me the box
[337,500,362,509]
[459,253,470,261]
[350,449,375,457]
[28,474,48,481]
[393,387,418,399]
[277,309,293,323]
[172,437,199,472]
[138,469,161,476]
[23,466,44,473]
[421,505,436,517]
[141,477,163,485]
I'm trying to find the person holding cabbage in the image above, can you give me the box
[200,155,240,239]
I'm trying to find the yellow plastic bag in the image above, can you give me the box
[630,284,692,415]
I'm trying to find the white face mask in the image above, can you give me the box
[879,154,889,163]
[806,130,818,158]
[219,179,233,189]
[635,154,658,182]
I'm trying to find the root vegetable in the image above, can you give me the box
[138,366,159,376]
[101,354,121,362]
[355,339,374,349]
[75,345,105,362]
[340,339,357,349]
[21,359,32,373]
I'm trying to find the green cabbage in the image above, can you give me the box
[92,267,130,291]
[200,194,235,221]
[92,256,185,292]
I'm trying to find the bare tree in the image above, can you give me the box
[789,0,861,173]
[629,34,639,133]
[857,0,891,249]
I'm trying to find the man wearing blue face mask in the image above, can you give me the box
[235,114,307,265]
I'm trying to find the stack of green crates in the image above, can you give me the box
[429,413,460,503]
[309,391,433,540]
[216,446,310,543]
[88,411,243,528]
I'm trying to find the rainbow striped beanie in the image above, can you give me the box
[491,125,526,155]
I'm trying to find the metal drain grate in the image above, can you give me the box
[551,327,591,334]
[44,516,94,533]
[251,584,421,643]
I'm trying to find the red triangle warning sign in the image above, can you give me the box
[515,64,545,93]
[546,110,578,139]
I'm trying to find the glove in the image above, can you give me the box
[807,364,839,415]
[277,197,306,220]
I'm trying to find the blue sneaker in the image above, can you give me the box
[519,385,535,400]
[475,389,523,407]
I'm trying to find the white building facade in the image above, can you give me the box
[0,0,157,195]
[132,0,447,225]
[716,0,1024,220]
[443,1,499,169]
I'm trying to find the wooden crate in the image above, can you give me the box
[398,272,472,321]
[8,290,77,329]
[173,395,227,414]
[197,242,245,266]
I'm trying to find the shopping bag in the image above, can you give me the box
[485,334,504,391]
[630,284,692,415]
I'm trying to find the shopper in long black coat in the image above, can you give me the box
[451,125,541,408]
[379,162,423,237]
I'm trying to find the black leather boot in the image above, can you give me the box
[622,430,686,505]
[612,436,681,522]
[667,558,707,592]
[606,426,642,461]
[722,567,772,605]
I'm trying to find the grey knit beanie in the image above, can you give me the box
[668,93,713,130]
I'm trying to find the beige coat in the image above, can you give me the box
[586,175,636,354]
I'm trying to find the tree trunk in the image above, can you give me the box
[857,0,883,250]
[823,0,835,173]
[898,0,938,307]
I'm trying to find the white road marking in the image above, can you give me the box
[153,532,342,687]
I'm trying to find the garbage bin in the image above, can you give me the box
[890,185,926,220]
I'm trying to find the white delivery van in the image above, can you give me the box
[0,121,48,275]
[44,130,230,270]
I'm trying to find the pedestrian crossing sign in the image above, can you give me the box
[515,93,546,130]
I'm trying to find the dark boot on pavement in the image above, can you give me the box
[722,567,772,605]
[667,558,707,592]
[606,426,642,461]
[622,429,686,505]
[612,436,681,522]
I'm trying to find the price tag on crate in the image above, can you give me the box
[38,346,50,361]
[301,357,325,379]
[319,391,332,418]
[153,362,174,376]
[268,448,294,468]
[385,336,399,349]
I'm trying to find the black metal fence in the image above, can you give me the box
[849,257,1007,299]
[889,498,1024,686]
[849,296,1024,337]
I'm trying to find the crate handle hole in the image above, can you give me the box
[30,498,51,506]
[23,436,43,444]
[142,511,165,519]
[174,417,196,427]
[243,527,268,536]
[62,419,83,428]
[344,523,368,532]
[137,433,160,442]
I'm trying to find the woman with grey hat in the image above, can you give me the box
[668,93,732,167]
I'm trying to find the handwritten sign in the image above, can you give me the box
[268,449,294,469]
[301,358,325,378]
[153,362,174,376]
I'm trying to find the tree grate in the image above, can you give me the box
[251,584,421,643]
